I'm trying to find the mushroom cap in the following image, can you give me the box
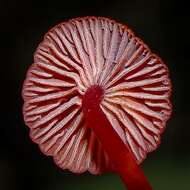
[22,17,172,174]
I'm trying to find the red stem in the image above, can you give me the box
[82,86,152,190]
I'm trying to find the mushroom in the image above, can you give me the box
[22,17,172,190]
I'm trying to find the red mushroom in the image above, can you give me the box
[22,17,172,190]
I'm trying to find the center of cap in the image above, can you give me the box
[82,85,104,112]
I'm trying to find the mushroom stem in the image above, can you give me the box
[82,85,152,190]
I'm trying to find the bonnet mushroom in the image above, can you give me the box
[22,17,172,190]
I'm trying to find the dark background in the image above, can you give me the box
[0,0,190,189]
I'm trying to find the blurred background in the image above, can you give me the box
[0,0,189,189]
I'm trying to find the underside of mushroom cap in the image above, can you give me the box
[22,16,172,174]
